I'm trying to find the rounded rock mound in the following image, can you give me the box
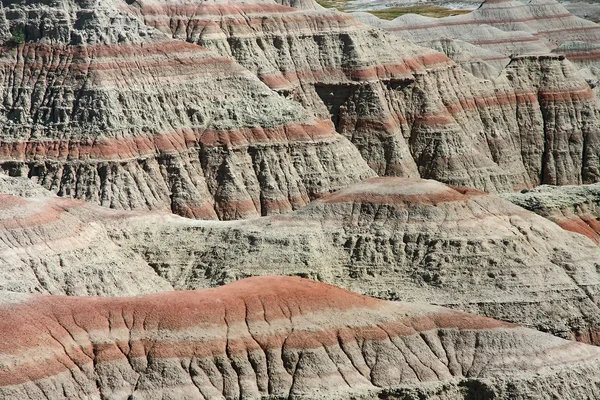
[0,176,172,296]
[502,183,600,244]
[2,276,600,399]
[108,177,600,344]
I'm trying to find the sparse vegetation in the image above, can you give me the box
[366,5,471,20]
[313,0,471,20]
[314,0,351,10]
[8,27,25,47]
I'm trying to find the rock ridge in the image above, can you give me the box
[2,276,600,399]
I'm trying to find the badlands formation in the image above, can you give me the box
[4,0,600,398]
[4,175,600,342]
[2,0,600,207]
[5,276,600,399]
[502,182,600,244]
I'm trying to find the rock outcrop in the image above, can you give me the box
[120,0,600,193]
[4,174,600,343]
[111,176,600,343]
[3,276,600,399]
[0,175,172,296]
[502,183,600,245]
[369,0,600,55]
[0,0,597,210]
[0,0,374,220]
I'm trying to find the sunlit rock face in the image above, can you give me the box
[3,275,600,399]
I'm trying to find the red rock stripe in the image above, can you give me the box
[0,121,337,161]
[469,37,543,45]
[388,13,582,31]
[0,44,242,78]
[4,41,219,61]
[555,216,600,244]
[559,51,600,61]
[0,198,67,230]
[319,188,486,206]
[258,56,450,88]
[536,25,600,36]
[124,3,301,16]
[0,304,514,386]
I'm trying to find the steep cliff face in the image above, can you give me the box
[0,0,596,209]
[0,0,374,219]
[3,276,600,400]
[500,54,600,185]
[119,0,600,193]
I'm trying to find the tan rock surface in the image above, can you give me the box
[366,0,600,54]
[4,175,600,343]
[0,0,374,220]
[0,0,598,210]
[112,176,600,343]
[0,175,172,295]
[2,276,600,399]
[502,182,600,244]
[121,0,600,192]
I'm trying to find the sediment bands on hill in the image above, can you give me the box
[502,183,600,244]
[2,276,600,399]
[0,0,597,220]
[122,0,600,193]
[0,0,374,219]
[110,176,600,344]
[5,174,600,345]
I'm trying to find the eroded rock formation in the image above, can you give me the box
[502,183,600,244]
[0,0,597,214]
[120,0,600,192]
[4,174,600,344]
[3,276,600,399]
[3,0,600,397]
[0,0,374,220]
[111,176,600,343]
[0,175,172,295]
[367,0,600,55]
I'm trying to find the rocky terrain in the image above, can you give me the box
[0,0,599,211]
[502,182,600,243]
[0,0,374,219]
[3,0,600,398]
[4,174,600,345]
[3,275,600,399]
[0,174,173,296]
[123,0,600,192]
[353,0,600,75]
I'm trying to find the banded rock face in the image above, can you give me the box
[120,0,600,192]
[102,177,600,343]
[3,276,600,399]
[5,174,600,343]
[0,0,374,220]
[371,0,600,56]
[1,0,599,203]
[502,183,600,245]
[120,0,431,180]
[0,175,172,295]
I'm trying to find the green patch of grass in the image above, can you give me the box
[8,27,25,47]
[367,5,471,20]
[315,0,351,10]
[314,0,471,20]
